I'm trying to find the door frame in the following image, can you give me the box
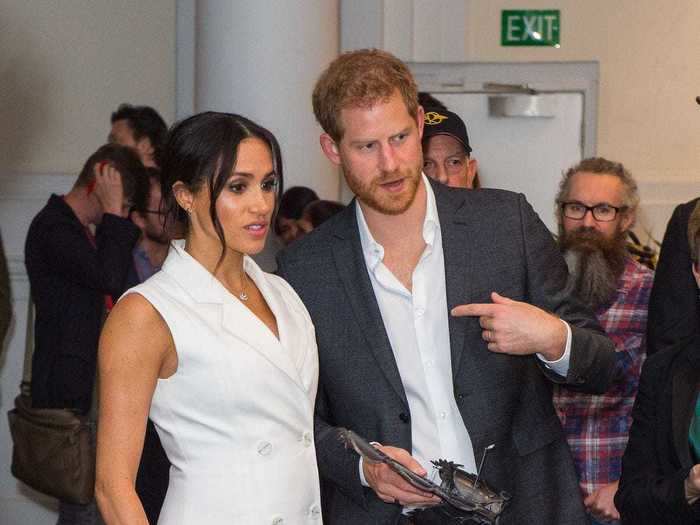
[409,61,599,158]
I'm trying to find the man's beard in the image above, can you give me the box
[560,227,628,310]
[145,230,170,245]
[144,219,172,245]
[343,163,422,216]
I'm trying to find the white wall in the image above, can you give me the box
[0,1,176,175]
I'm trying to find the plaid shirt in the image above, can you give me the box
[553,257,654,497]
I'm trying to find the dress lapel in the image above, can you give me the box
[331,204,409,409]
[164,240,305,391]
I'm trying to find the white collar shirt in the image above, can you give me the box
[356,176,477,480]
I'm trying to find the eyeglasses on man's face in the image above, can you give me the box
[560,201,627,222]
[129,208,165,216]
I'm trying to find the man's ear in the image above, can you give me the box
[416,105,425,140]
[466,157,478,189]
[319,134,341,166]
[692,262,700,289]
[620,210,635,233]
[172,181,194,214]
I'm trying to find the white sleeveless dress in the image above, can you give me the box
[125,240,322,524]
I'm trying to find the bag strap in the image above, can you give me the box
[20,296,34,396]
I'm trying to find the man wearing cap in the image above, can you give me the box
[422,107,479,189]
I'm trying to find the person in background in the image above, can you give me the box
[0,233,11,345]
[422,107,480,189]
[297,199,346,234]
[25,143,147,524]
[109,104,168,169]
[128,168,175,283]
[124,166,175,524]
[109,107,171,523]
[646,196,700,356]
[615,201,700,524]
[274,186,319,245]
[552,157,653,524]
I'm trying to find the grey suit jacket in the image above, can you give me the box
[278,181,615,524]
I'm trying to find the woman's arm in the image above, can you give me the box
[95,293,176,524]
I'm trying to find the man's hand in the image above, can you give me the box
[93,162,127,217]
[362,446,440,506]
[583,480,620,522]
[451,292,566,361]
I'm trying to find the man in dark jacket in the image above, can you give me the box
[24,143,146,524]
[646,198,700,355]
[616,202,700,523]
[278,48,615,524]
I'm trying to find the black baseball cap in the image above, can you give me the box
[422,107,472,154]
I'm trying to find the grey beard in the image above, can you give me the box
[560,229,627,310]
[563,248,621,309]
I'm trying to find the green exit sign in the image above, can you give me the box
[501,10,560,47]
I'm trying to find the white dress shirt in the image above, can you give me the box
[356,176,570,485]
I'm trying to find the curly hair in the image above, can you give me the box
[555,156,640,229]
[312,49,419,142]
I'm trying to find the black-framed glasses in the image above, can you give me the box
[560,201,627,222]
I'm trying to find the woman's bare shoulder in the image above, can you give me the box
[109,292,168,331]
[101,292,174,366]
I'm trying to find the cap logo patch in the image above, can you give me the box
[424,111,449,126]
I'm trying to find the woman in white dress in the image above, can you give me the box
[95,112,322,524]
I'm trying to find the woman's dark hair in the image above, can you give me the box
[160,112,283,258]
[274,186,319,234]
[304,200,345,228]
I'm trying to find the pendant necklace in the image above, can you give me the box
[237,273,249,302]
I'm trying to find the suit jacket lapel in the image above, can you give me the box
[672,350,700,468]
[331,203,409,409]
[434,182,474,379]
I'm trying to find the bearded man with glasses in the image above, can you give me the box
[552,157,654,525]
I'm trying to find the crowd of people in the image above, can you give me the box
[3,48,700,524]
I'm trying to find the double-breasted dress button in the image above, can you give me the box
[309,503,321,519]
[271,516,284,525]
[257,441,272,456]
[302,431,312,447]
